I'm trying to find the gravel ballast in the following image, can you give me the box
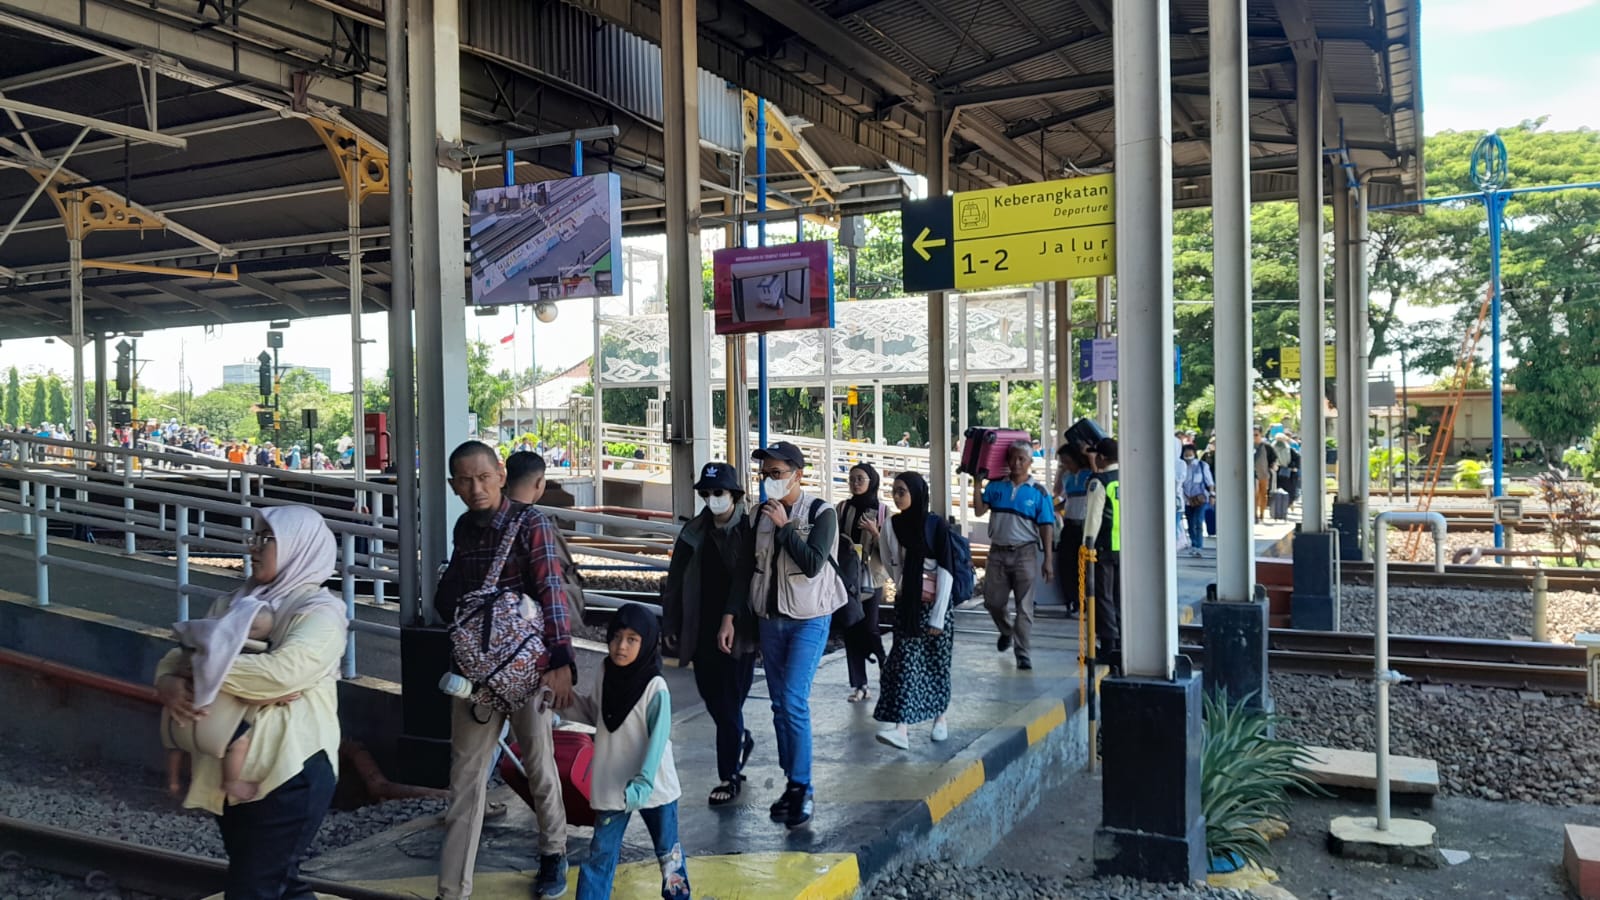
[0,740,445,866]
[1336,583,1600,644]
[865,862,1250,900]
[1270,672,1600,805]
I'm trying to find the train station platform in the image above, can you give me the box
[0,530,1090,897]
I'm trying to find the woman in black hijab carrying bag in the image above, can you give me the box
[871,472,955,750]
[838,463,890,703]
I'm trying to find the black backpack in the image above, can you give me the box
[808,499,863,600]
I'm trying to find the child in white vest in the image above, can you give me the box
[566,603,690,900]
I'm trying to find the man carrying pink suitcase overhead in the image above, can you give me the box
[970,439,1055,671]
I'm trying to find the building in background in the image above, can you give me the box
[222,362,332,388]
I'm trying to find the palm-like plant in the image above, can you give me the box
[1201,691,1326,871]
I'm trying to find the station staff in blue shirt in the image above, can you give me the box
[972,440,1055,671]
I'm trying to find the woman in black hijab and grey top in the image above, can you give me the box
[873,471,955,749]
[838,463,889,703]
[660,461,757,806]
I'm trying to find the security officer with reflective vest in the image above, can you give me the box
[1081,437,1120,674]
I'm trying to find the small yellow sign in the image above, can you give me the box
[1279,345,1336,371]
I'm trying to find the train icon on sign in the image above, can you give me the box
[958,197,990,231]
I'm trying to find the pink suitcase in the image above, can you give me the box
[958,427,1033,480]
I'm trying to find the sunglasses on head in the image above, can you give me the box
[697,489,728,498]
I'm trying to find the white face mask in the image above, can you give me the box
[763,474,791,498]
[706,494,734,515]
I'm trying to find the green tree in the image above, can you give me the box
[465,340,518,432]
[30,377,46,426]
[187,383,261,439]
[46,376,67,425]
[4,367,18,426]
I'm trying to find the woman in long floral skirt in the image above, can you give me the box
[872,471,954,749]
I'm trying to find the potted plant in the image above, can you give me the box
[1324,437,1337,466]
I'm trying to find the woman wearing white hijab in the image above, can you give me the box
[155,504,348,899]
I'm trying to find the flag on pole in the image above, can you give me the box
[500,332,516,345]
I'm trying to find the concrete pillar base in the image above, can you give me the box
[399,624,454,787]
[1328,815,1440,868]
[1291,531,1340,630]
[1202,584,1270,713]
[1332,501,1366,561]
[1094,669,1206,883]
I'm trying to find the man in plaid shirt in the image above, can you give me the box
[436,440,576,900]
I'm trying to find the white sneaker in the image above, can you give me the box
[876,727,910,750]
[931,718,949,742]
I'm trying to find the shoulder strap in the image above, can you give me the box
[479,508,531,595]
[808,496,826,525]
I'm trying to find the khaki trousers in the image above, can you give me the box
[437,697,566,900]
[983,544,1039,655]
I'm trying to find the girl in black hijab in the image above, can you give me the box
[572,602,691,900]
[873,471,955,750]
[838,463,888,702]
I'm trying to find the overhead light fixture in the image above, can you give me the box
[1182,180,1200,192]
[270,320,291,329]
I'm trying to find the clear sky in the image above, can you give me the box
[3,3,1598,398]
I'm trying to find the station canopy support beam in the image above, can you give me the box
[662,0,710,520]
[1093,0,1204,885]
[1290,47,1340,631]
[924,106,952,516]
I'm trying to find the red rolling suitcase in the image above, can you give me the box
[958,427,1034,480]
[498,728,597,826]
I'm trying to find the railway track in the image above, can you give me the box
[1330,560,1600,593]
[0,815,408,900]
[1177,624,1588,693]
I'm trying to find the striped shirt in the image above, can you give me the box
[437,498,574,672]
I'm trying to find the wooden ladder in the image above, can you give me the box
[1401,287,1494,560]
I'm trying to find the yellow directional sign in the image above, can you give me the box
[901,174,1116,292]
[1279,345,1336,372]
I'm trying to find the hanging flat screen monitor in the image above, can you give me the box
[712,240,835,335]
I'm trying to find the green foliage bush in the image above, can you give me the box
[1201,691,1326,870]
[1452,459,1484,490]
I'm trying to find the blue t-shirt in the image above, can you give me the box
[983,478,1054,546]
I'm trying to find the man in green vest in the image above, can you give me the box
[1081,437,1120,674]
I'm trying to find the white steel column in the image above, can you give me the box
[822,327,835,501]
[872,381,883,447]
[593,298,605,505]
[1353,181,1372,507]
[926,107,952,516]
[68,200,85,447]
[385,0,418,622]
[1297,58,1328,532]
[662,0,710,520]
[1332,175,1354,502]
[348,155,366,478]
[1054,279,1074,437]
[1095,275,1113,429]
[1210,0,1254,602]
[408,0,471,618]
[957,292,969,531]
[1112,0,1177,680]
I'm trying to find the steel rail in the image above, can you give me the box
[1178,625,1587,692]
[0,815,411,900]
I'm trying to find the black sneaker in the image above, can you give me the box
[1016,654,1033,671]
[533,852,568,898]
[997,633,1012,653]
[784,784,814,829]
[770,784,796,820]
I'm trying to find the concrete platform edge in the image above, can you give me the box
[854,691,1088,890]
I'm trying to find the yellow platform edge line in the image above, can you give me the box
[795,853,862,900]
[1024,700,1068,746]
[925,759,986,824]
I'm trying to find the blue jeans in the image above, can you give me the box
[577,802,689,900]
[758,615,830,787]
[1184,503,1206,549]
